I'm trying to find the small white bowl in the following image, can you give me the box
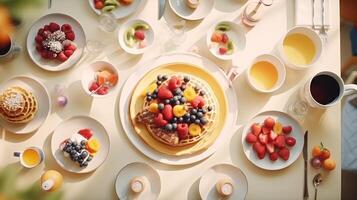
[206,21,246,61]
[168,0,214,21]
[81,61,119,98]
[246,54,286,93]
[277,26,323,70]
[118,19,154,55]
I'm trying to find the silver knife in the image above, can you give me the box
[303,130,309,199]
[158,0,166,20]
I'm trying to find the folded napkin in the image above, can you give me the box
[295,0,330,29]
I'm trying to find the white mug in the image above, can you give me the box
[0,34,22,61]
[13,147,45,168]
[300,71,357,108]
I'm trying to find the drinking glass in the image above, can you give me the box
[168,20,187,46]
[99,13,117,32]
[86,40,105,53]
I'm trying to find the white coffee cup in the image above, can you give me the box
[0,34,21,61]
[300,71,357,108]
[246,54,286,93]
[277,26,322,70]
[13,147,45,168]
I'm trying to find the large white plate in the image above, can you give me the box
[88,0,144,19]
[199,164,248,200]
[26,13,86,72]
[115,162,161,200]
[0,76,51,134]
[241,110,304,170]
[169,0,214,20]
[51,116,110,173]
[119,52,238,165]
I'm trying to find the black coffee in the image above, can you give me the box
[310,74,340,105]
[0,36,11,56]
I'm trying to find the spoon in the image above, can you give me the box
[312,173,323,200]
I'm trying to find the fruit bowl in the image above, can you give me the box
[118,19,155,55]
[81,61,119,98]
[206,21,246,61]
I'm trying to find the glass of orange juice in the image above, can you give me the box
[13,147,45,168]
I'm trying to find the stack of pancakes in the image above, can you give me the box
[0,86,38,124]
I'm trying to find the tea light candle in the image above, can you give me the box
[216,178,234,196]
[130,176,146,193]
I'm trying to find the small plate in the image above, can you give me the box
[118,19,155,54]
[88,0,143,19]
[0,76,51,134]
[169,0,214,20]
[51,116,110,173]
[115,162,161,200]
[206,21,246,60]
[199,164,248,200]
[81,60,119,98]
[26,13,86,72]
[241,110,304,170]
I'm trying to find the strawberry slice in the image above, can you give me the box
[269,152,279,161]
[262,126,271,134]
[251,123,262,136]
[268,130,278,142]
[286,136,296,146]
[78,128,93,140]
[253,142,266,159]
[266,143,275,154]
[278,147,290,161]
[275,135,286,149]
[245,132,257,144]
[158,87,173,99]
[259,133,268,144]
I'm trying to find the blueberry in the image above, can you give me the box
[79,163,84,167]
[178,117,184,122]
[190,115,196,120]
[146,92,152,96]
[83,162,88,167]
[195,119,201,124]
[175,100,180,105]
[66,148,71,153]
[165,124,173,131]
[180,97,186,103]
[158,103,164,110]
[70,150,77,155]
[81,151,88,158]
[174,88,182,95]
[200,118,208,125]
[172,123,177,130]
[200,91,206,96]
[71,141,78,147]
[78,158,83,163]
[184,113,190,119]
[172,96,178,101]
[80,140,87,146]
[75,145,81,151]
[156,81,162,85]
[164,99,170,104]
[152,94,157,99]
[183,76,190,82]
[147,96,152,101]
[171,117,177,123]
[184,117,191,123]
[191,109,197,115]
[162,75,168,81]
[157,75,163,81]
[207,106,213,111]
[180,85,187,90]
[153,89,158,94]
[201,109,207,114]
[197,112,203,118]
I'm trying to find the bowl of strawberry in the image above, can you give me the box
[27,13,86,71]
[241,111,304,170]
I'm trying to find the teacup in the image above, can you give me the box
[13,147,45,168]
[0,34,21,61]
[300,71,357,108]
[246,54,286,93]
[277,26,322,70]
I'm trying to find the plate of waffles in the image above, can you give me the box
[119,52,238,165]
[0,75,51,134]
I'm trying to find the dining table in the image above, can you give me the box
[0,0,341,199]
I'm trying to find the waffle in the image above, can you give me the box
[135,74,217,147]
[0,86,38,124]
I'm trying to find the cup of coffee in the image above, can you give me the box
[300,71,357,108]
[13,147,45,168]
[0,34,21,61]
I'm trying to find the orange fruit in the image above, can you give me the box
[312,146,322,157]
[108,74,118,85]
[323,158,336,171]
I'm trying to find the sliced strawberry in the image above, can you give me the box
[57,51,68,62]
[221,33,229,44]
[278,147,290,161]
[264,117,275,129]
[259,133,268,144]
[64,50,74,57]
[78,128,93,140]
[162,104,173,121]
[251,123,262,136]
[266,143,275,154]
[268,130,278,142]
[89,82,99,92]
[219,47,227,55]
[253,142,266,159]
[275,135,286,149]
[262,126,271,134]
[269,152,279,161]
[157,86,173,99]
[282,126,292,134]
[97,87,108,95]
[211,32,222,43]
[66,44,77,51]
[134,30,145,40]
[285,136,296,147]
[245,132,257,144]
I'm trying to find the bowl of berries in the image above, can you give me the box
[206,21,246,61]
[26,13,86,72]
[81,60,119,98]
[118,19,154,55]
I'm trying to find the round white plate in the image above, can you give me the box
[51,116,110,173]
[115,162,161,200]
[118,19,155,54]
[26,13,86,72]
[119,52,238,165]
[88,0,144,19]
[206,21,246,60]
[0,76,51,134]
[241,110,304,170]
[169,0,214,20]
[199,164,248,200]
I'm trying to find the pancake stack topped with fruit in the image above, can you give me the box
[135,74,216,147]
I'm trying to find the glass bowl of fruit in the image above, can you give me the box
[81,61,119,98]
[206,21,246,61]
[118,19,155,55]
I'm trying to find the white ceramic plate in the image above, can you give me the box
[115,162,161,200]
[26,13,86,72]
[206,21,246,60]
[241,110,304,170]
[119,52,238,165]
[118,19,155,55]
[88,0,143,19]
[199,164,248,200]
[169,0,214,20]
[51,116,110,173]
[0,76,51,134]
[81,60,119,98]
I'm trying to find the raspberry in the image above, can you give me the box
[61,24,72,33]
[65,31,75,41]
[49,22,60,32]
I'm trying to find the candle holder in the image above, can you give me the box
[242,0,273,27]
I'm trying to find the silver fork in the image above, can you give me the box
[319,0,328,43]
